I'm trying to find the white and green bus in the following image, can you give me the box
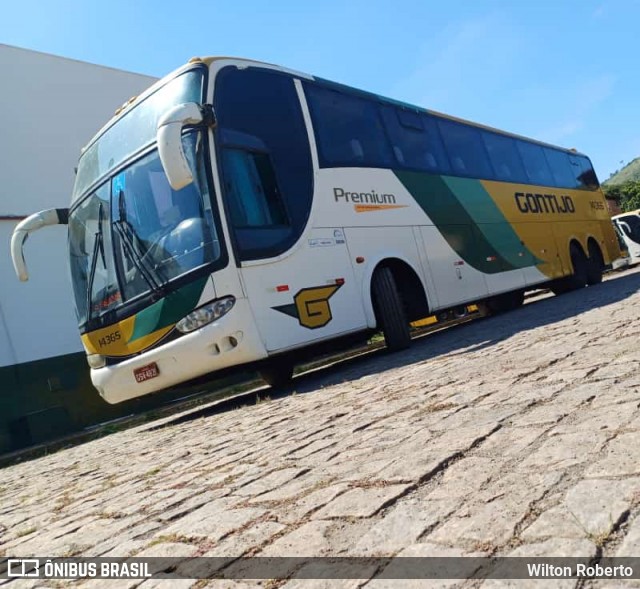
[11,57,619,403]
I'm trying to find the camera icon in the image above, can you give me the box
[7,559,40,577]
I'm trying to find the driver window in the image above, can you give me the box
[221,148,288,228]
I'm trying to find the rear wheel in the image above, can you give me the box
[586,241,604,285]
[552,243,588,294]
[372,266,411,352]
[259,358,294,389]
[479,290,524,315]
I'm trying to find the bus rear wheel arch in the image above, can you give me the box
[552,241,588,294]
[370,260,428,352]
[371,266,411,352]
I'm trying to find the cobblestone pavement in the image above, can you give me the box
[3,268,640,588]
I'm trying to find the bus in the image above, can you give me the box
[10,57,620,404]
[612,210,640,264]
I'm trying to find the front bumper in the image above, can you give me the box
[90,298,267,403]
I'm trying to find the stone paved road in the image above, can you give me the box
[3,268,640,588]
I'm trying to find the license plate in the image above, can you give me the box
[134,362,159,383]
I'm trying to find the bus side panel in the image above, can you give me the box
[550,220,616,277]
[240,227,367,353]
[417,225,488,308]
[516,222,566,283]
[480,180,619,274]
[343,225,428,314]
[551,221,590,276]
[470,223,528,294]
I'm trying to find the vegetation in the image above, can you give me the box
[603,181,640,213]
[605,157,640,186]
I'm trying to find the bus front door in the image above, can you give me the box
[238,230,367,353]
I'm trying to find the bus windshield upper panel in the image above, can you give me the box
[74,69,204,201]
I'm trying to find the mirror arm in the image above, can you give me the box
[11,208,69,281]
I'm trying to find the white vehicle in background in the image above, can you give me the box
[612,210,640,265]
[611,223,631,270]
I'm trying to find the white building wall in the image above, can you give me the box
[0,44,157,368]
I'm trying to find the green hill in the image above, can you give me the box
[604,157,640,185]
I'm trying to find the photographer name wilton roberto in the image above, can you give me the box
[528,563,634,578]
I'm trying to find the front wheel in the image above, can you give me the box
[372,267,411,352]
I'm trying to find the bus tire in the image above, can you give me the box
[480,290,524,315]
[259,358,294,389]
[552,243,588,294]
[372,266,411,352]
[586,241,604,285]
[506,290,525,310]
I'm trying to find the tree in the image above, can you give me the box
[603,181,640,212]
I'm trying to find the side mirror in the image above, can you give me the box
[156,103,215,191]
[11,208,68,281]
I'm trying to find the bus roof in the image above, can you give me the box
[80,56,589,161]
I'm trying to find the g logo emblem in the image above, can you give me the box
[273,284,343,329]
[294,285,341,329]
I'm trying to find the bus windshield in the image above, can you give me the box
[68,69,222,329]
[69,132,221,327]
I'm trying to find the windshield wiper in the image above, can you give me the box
[113,221,165,295]
[114,190,168,295]
[86,203,106,322]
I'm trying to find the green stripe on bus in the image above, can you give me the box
[441,176,541,268]
[394,171,538,273]
[130,277,209,343]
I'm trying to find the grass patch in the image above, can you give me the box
[16,526,37,537]
[53,492,74,513]
[61,543,89,557]
[146,533,196,547]
[94,510,127,520]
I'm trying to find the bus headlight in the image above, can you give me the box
[87,354,106,369]
[176,296,236,334]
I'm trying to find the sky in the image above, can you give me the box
[1,0,638,181]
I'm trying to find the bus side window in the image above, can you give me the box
[421,116,451,173]
[481,132,528,184]
[304,84,394,169]
[221,148,288,228]
[544,148,575,189]
[569,154,600,190]
[214,66,313,261]
[378,105,450,174]
[437,119,493,179]
[516,141,554,187]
